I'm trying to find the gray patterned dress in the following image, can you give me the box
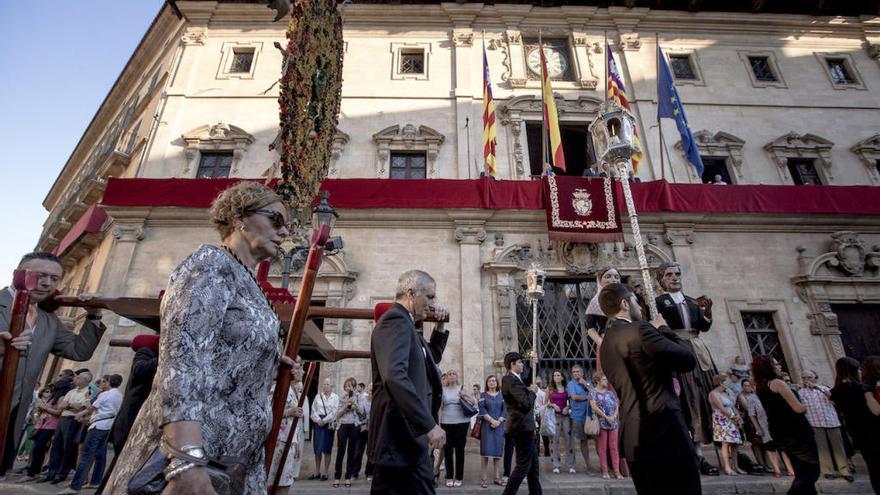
[106,244,281,494]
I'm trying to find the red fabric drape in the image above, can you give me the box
[52,204,108,256]
[100,177,880,215]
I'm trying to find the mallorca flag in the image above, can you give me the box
[540,47,566,173]
[606,42,642,174]
[482,45,497,177]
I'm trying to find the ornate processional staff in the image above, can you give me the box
[264,0,344,480]
[589,102,659,319]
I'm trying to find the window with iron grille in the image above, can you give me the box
[399,50,425,75]
[741,311,789,372]
[826,58,855,85]
[516,279,599,384]
[787,158,822,185]
[748,56,777,82]
[196,151,233,178]
[389,152,427,179]
[669,55,697,80]
[230,49,255,73]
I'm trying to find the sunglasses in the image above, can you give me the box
[249,209,290,231]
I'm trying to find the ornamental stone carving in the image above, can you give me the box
[181,123,255,176]
[452,31,474,47]
[454,225,487,245]
[618,33,641,51]
[764,132,834,184]
[500,95,602,179]
[663,225,696,246]
[830,231,876,277]
[111,223,145,242]
[687,130,746,179]
[328,129,350,178]
[798,231,880,279]
[372,124,445,178]
[851,134,880,185]
[182,30,207,46]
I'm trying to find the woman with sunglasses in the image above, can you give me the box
[106,181,292,494]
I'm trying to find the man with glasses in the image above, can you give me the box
[0,252,106,481]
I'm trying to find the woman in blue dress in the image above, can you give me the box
[478,374,506,488]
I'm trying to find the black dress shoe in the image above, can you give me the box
[307,474,320,480]
[699,459,720,476]
[51,477,66,485]
[320,475,329,481]
[38,477,54,483]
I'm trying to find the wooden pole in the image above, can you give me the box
[265,223,331,473]
[0,270,39,454]
[269,361,318,494]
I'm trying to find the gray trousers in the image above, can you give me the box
[812,426,849,476]
[550,414,574,470]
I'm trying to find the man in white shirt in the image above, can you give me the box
[59,374,124,494]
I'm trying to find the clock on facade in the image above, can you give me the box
[526,46,568,78]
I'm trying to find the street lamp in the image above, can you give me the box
[312,190,338,231]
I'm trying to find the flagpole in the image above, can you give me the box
[656,34,666,182]
[466,116,474,178]
[604,31,608,101]
[540,30,548,177]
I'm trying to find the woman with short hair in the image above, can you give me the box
[106,181,292,494]
[310,378,338,481]
[333,377,361,487]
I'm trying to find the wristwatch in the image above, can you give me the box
[180,445,207,461]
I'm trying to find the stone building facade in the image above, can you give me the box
[38,1,880,391]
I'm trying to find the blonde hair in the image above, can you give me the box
[210,181,282,239]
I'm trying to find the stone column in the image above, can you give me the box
[454,220,487,384]
[89,207,150,377]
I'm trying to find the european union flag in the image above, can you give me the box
[657,47,704,176]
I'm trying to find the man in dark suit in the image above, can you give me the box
[501,351,542,495]
[599,282,702,495]
[655,261,719,475]
[368,270,449,495]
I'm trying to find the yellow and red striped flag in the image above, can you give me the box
[606,42,642,173]
[540,47,566,173]
[482,45,497,177]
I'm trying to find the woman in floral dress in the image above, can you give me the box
[709,374,744,476]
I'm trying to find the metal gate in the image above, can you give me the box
[516,279,598,383]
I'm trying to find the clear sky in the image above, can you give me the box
[0,1,164,285]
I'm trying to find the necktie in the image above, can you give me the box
[679,301,691,329]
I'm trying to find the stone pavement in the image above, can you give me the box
[1,444,873,494]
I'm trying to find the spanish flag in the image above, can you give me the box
[606,42,642,174]
[482,45,497,177]
[540,47,566,172]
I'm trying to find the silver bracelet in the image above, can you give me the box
[164,461,197,482]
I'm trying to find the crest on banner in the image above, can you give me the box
[572,189,593,216]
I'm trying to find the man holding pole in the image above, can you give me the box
[368,270,449,495]
[0,252,105,480]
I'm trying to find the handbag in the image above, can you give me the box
[127,441,247,495]
[459,386,478,417]
[470,418,482,440]
[583,415,600,436]
[540,407,557,437]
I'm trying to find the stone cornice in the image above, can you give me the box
[43,5,184,212]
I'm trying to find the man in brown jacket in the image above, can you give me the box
[0,252,105,480]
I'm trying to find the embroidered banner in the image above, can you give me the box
[543,176,623,243]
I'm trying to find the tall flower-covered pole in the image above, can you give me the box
[265,0,344,482]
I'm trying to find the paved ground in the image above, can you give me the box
[1,444,873,494]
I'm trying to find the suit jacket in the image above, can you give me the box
[656,293,711,332]
[501,366,536,435]
[0,288,105,447]
[599,318,697,462]
[368,303,448,467]
[110,347,158,450]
